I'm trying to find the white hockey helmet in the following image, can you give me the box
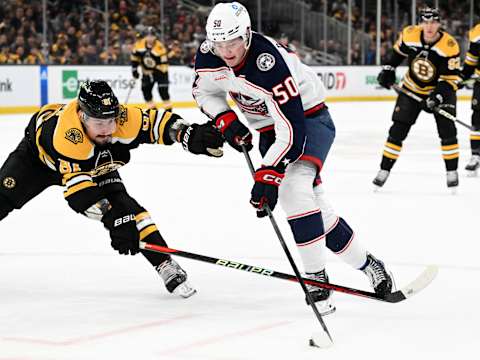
[206,2,251,47]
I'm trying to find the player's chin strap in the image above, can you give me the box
[392,84,472,130]
[240,144,333,346]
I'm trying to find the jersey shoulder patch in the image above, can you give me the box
[469,24,480,43]
[256,53,276,71]
[112,105,143,144]
[434,32,460,57]
[53,100,94,161]
[199,40,212,54]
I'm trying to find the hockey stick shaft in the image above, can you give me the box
[241,146,332,342]
[139,241,406,303]
[124,79,136,104]
[392,84,473,130]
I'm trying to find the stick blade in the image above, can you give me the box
[309,331,334,349]
[400,265,439,299]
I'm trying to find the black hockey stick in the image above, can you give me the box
[139,241,438,304]
[392,84,473,130]
[241,145,333,347]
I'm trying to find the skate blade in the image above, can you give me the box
[466,170,478,177]
[173,282,197,298]
[315,300,336,316]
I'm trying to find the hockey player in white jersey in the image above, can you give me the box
[193,2,393,313]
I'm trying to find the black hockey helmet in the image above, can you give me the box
[418,7,440,23]
[78,80,119,119]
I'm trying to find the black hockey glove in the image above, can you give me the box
[214,110,253,152]
[102,205,139,256]
[180,123,224,157]
[422,92,444,113]
[132,68,140,79]
[250,166,285,218]
[377,65,396,89]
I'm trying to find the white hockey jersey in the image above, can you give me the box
[193,32,327,168]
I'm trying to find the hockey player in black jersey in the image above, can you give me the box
[0,80,224,297]
[460,23,480,175]
[131,27,172,111]
[193,2,393,314]
[374,7,462,191]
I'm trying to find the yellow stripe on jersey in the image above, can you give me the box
[157,111,173,144]
[63,180,96,198]
[53,100,95,161]
[403,73,435,95]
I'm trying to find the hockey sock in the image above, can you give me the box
[441,138,459,171]
[326,218,367,269]
[136,211,170,266]
[380,138,402,171]
[288,209,327,274]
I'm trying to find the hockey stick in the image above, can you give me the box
[392,84,473,130]
[241,145,333,347]
[124,79,136,104]
[139,241,439,304]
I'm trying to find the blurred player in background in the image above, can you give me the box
[131,26,172,111]
[460,23,480,176]
[374,7,461,191]
[192,2,393,314]
[0,80,224,298]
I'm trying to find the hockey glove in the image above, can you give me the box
[132,68,140,79]
[377,65,396,89]
[422,92,444,113]
[250,166,285,218]
[180,123,224,157]
[102,205,140,256]
[215,110,253,152]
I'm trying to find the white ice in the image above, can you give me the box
[0,101,478,359]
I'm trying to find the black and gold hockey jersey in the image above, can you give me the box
[131,38,169,75]
[462,23,480,78]
[25,101,177,212]
[392,25,461,95]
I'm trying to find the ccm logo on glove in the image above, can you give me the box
[254,170,284,185]
[113,214,136,227]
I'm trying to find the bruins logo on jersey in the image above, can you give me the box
[143,54,156,68]
[411,58,436,82]
[2,176,16,189]
[65,128,84,144]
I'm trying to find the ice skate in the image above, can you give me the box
[361,253,393,297]
[304,269,336,315]
[446,170,459,194]
[372,169,390,191]
[465,155,480,177]
[156,258,197,298]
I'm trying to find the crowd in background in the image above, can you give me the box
[0,0,479,66]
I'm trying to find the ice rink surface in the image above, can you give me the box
[0,101,478,359]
